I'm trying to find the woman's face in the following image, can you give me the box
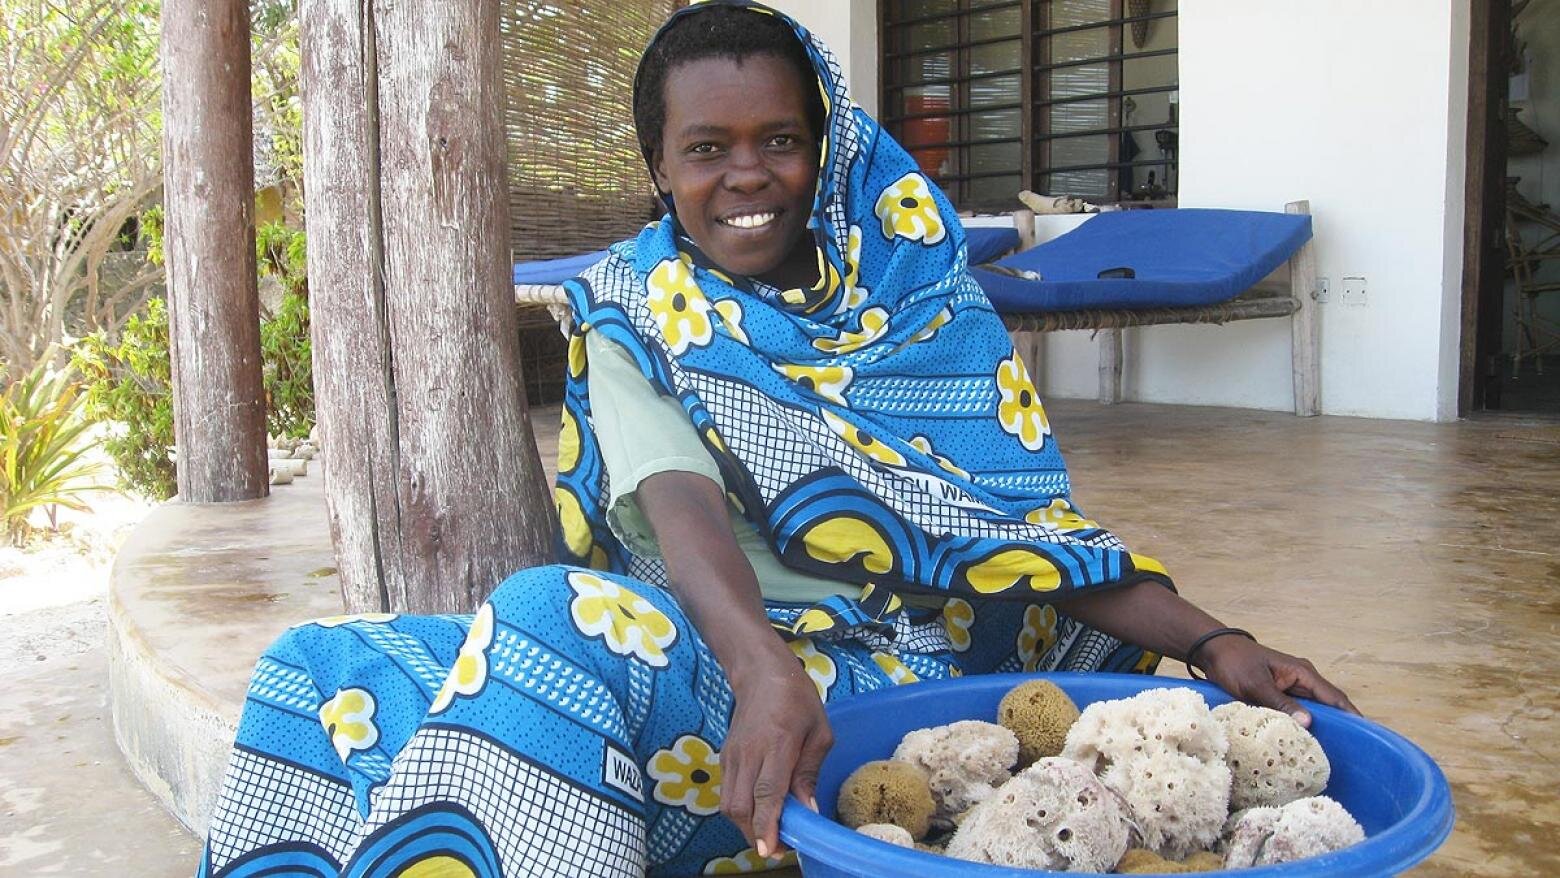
[653,53,819,288]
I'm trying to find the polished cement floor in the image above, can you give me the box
[1036,402,1560,877]
[17,400,1557,876]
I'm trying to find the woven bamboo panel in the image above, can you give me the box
[500,0,681,262]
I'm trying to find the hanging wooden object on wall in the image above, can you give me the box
[1129,0,1152,49]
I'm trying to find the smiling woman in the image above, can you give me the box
[195,3,1356,876]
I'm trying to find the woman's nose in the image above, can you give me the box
[722,145,771,192]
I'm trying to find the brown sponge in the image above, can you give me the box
[1116,848,1187,873]
[1116,848,1194,873]
[836,759,936,840]
[1180,851,1226,871]
[997,679,1081,766]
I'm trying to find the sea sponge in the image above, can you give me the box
[1212,702,1331,809]
[836,760,936,839]
[855,823,915,848]
[944,757,1131,873]
[893,720,1019,817]
[1221,796,1365,868]
[1115,848,1224,873]
[1180,851,1225,871]
[1061,687,1231,859]
[998,679,1081,766]
[1116,848,1184,873]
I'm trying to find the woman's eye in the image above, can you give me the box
[769,134,797,149]
[689,143,718,155]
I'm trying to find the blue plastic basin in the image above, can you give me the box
[779,673,1453,877]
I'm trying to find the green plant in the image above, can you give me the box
[71,298,176,500]
[257,221,314,439]
[1,360,109,545]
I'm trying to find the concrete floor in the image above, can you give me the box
[23,400,1560,876]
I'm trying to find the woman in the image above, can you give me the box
[198,3,1355,876]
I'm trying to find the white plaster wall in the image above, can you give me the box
[765,0,878,116]
[1157,1,1472,419]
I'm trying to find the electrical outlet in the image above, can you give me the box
[1317,277,1330,303]
[1342,276,1367,307]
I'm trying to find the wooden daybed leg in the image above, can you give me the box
[1025,332,1046,393]
[1286,200,1320,416]
[1099,328,1123,405]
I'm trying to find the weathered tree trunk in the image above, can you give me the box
[300,0,556,613]
[161,0,269,503]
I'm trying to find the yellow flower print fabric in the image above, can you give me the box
[942,597,975,652]
[704,848,799,874]
[319,687,379,762]
[431,602,494,714]
[996,352,1050,451]
[875,172,946,245]
[787,638,838,701]
[567,570,679,667]
[647,256,715,355]
[1017,604,1061,672]
[648,734,724,816]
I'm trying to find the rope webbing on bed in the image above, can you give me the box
[999,286,1299,333]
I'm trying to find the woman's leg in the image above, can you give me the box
[198,611,470,876]
[199,564,935,878]
[942,597,1160,677]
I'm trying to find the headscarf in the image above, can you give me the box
[554,0,1171,637]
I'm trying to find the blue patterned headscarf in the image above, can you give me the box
[554,0,1170,635]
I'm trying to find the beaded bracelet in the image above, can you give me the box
[1183,627,1255,680]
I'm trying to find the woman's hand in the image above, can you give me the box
[1197,633,1360,727]
[721,645,833,859]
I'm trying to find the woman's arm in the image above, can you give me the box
[637,470,830,859]
[1058,579,1359,724]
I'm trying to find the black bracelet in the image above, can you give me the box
[1183,627,1255,680]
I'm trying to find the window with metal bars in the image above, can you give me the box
[880,0,1178,211]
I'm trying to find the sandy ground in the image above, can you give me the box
[0,491,200,876]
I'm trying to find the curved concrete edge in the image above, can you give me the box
[108,584,237,836]
[105,481,340,840]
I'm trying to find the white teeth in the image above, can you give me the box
[723,212,777,230]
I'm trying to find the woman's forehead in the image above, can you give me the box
[662,54,812,129]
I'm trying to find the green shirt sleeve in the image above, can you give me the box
[585,331,725,558]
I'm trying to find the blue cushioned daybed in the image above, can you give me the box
[983,201,1319,416]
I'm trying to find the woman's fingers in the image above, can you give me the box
[750,747,798,858]
[1278,660,1362,717]
[720,744,758,846]
[789,720,833,808]
[1250,672,1313,728]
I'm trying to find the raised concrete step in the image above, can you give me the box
[107,476,339,834]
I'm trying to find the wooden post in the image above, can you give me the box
[1286,200,1321,416]
[301,0,555,614]
[1098,328,1123,404]
[160,0,269,503]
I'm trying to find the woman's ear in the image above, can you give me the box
[651,149,671,195]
